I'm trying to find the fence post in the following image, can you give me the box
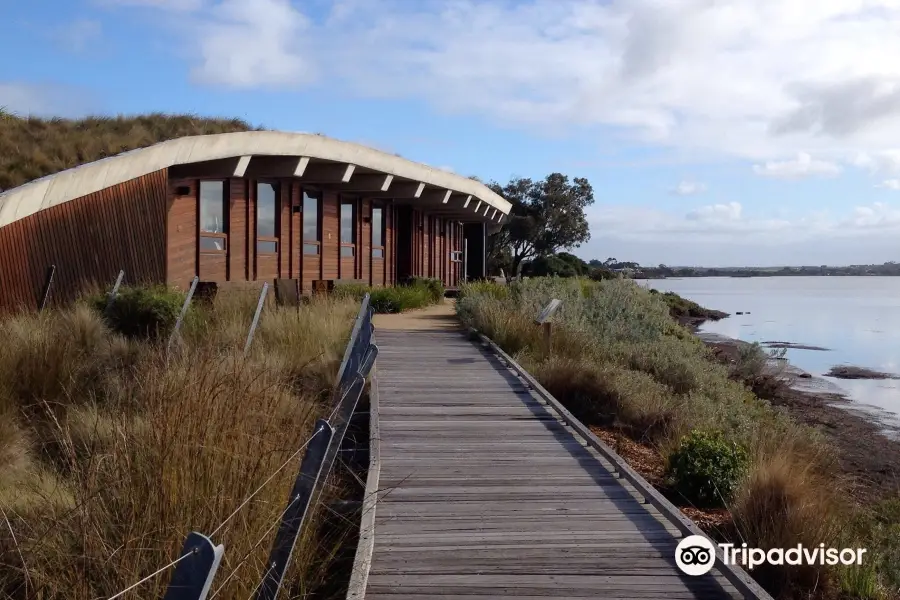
[256,420,335,600]
[168,276,200,354]
[162,531,224,600]
[244,282,269,355]
[39,265,56,311]
[105,270,126,315]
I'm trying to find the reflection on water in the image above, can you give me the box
[641,276,900,425]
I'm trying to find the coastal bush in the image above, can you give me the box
[90,285,185,340]
[408,276,445,303]
[729,450,845,596]
[456,275,866,597]
[334,279,443,313]
[0,289,358,598]
[666,430,749,508]
[457,280,509,301]
[839,497,900,599]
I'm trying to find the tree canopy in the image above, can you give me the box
[487,173,594,277]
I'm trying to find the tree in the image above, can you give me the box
[487,173,594,277]
[522,252,590,278]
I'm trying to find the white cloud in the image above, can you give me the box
[107,0,900,171]
[687,202,742,222]
[670,180,707,196]
[852,150,900,174]
[877,179,900,190]
[189,0,316,88]
[752,152,842,179]
[587,200,900,252]
[847,202,900,229]
[92,0,900,187]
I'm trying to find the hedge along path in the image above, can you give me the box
[361,307,757,599]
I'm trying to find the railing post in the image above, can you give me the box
[244,282,269,355]
[105,270,125,315]
[39,265,56,311]
[336,294,370,385]
[255,420,335,600]
[162,532,224,600]
[168,276,199,354]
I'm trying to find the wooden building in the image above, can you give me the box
[0,132,510,311]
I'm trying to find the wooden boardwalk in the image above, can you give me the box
[362,328,747,599]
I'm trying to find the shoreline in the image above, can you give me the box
[692,325,900,504]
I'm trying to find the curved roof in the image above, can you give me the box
[0,131,512,227]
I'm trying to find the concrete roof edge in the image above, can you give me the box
[0,131,512,227]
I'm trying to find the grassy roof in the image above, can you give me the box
[0,110,262,192]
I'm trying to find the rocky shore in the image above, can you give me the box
[697,329,900,503]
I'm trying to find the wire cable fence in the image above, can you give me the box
[102,293,377,600]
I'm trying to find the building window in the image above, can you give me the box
[372,205,385,259]
[340,199,355,258]
[199,180,227,253]
[256,181,278,254]
[303,191,320,255]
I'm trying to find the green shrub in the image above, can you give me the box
[332,283,370,301]
[334,280,441,314]
[458,281,509,301]
[369,287,428,313]
[408,277,445,303]
[666,430,749,508]
[589,267,617,281]
[90,285,185,341]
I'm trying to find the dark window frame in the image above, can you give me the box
[340,197,356,258]
[255,180,280,256]
[303,189,322,256]
[371,203,385,259]
[199,180,228,255]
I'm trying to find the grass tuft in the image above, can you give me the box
[0,286,359,599]
[0,112,260,192]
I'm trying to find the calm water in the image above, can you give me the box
[641,277,900,427]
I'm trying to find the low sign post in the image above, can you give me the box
[535,298,561,354]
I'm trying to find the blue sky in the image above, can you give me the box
[4,0,900,267]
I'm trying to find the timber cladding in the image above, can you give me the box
[0,170,168,312]
[0,168,469,313]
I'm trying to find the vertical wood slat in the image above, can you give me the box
[167,179,198,288]
[322,192,339,280]
[0,169,168,313]
[280,182,290,279]
[291,183,301,281]
[228,178,246,283]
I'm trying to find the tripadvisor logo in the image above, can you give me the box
[675,535,868,576]
[676,535,717,576]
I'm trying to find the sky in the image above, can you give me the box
[3,0,900,267]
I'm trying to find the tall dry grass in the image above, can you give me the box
[456,277,893,599]
[0,289,358,599]
[0,111,259,192]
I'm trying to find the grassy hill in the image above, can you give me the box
[0,110,261,192]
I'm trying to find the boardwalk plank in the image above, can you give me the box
[366,328,743,600]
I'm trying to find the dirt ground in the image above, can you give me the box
[373,299,460,331]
